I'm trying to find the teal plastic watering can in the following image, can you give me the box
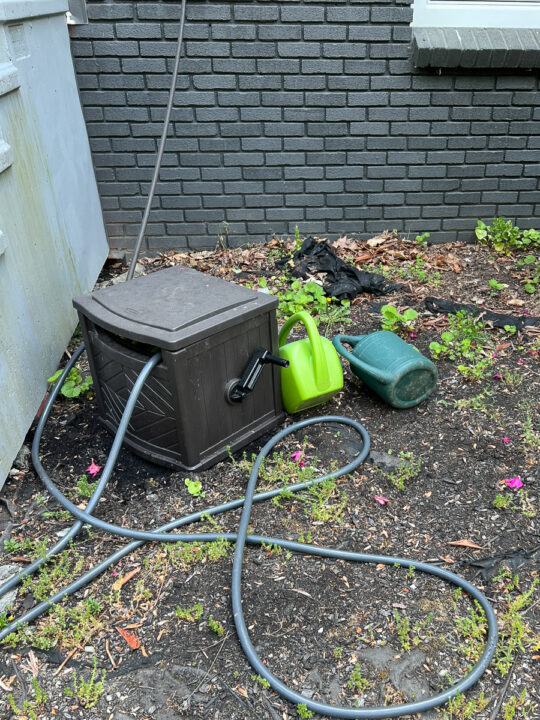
[332,331,437,408]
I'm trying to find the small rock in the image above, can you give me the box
[368,451,405,471]
[0,565,19,613]
[13,445,31,471]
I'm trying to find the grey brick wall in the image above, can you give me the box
[70,0,540,250]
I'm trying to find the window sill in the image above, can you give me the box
[411,27,540,68]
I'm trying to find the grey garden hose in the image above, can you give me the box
[1,346,498,718]
[126,0,187,280]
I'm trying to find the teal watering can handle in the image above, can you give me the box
[278,311,328,390]
[332,335,393,385]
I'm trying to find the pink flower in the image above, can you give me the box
[517,360,524,365]
[112,571,119,578]
[501,437,511,444]
[492,373,502,380]
[492,353,498,359]
[523,309,531,316]
[290,450,304,462]
[409,333,418,338]
[86,461,102,477]
[504,477,523,489]
[299,461,305,469]
[374,496,389,505]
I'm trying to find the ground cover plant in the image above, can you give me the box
[1,231,539,720]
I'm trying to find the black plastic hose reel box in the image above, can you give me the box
[73,266,285,471]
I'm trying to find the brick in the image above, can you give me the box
[387,180,422,192]
[116,23,161,39]
[257,59,301,74]
[180,153,221,167]
[234,5,279,21]
[186,4,231,21]
[348,151,386,164]
[262,92,304,107]
[94,40,140,56]
[284,166,324,179]
[202,195,243,208]
[243,167,282,179]
[278,42,320,58]
[139,41,184,57]
[349,91,389,106]
[392,122,430,135]
[350,121,389,136]
[266,208,304,220]
[371,6,411,22]
[489,136,527,149]
[242,137,282,151]
[284,137,324,151]
[169,24,209,40]
[367,192,404,205]
[306,92,346,107]
[304,26,347,41]
[241,107,281,121]
[245,194,283,207]
[307,207,344,220]
[308,123,349,137]
[199,138,241,151]
[218,91,260,106]
[196,107,238,122]
[284,76,326,90]
[74,23,115,39]
[349,26,391,41]
[323,43,367,58]
[369,107,407,121]
[258,25,301,40]
[212,25,256,40]
[224,152,264,166]
[281,6,324,22]
[264,122,303,136]
[302,59,344,74]
[370,43,410,59]
[225,181,265,194]
[203,167,241,181]
[368,137,406,149]
[466,150,505,163]
[285,108,325,122]
[185,41,230,57]
[213,59,256,73]
[328,76,369,91]
[265,180,303,193]
[240,76,282,90]
[326,108,366,122]
[88,4,134,20]
[367,166,406,179]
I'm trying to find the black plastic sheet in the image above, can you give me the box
[424,296,540,330]
[276,237,402,300]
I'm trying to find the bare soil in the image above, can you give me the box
[1,235,539,720]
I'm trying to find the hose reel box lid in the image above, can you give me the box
[73,266,278,351]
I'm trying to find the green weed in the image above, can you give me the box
[297,703,313,718]
[185,477,205,498]
[8,679,48,720]
[347,664,371,694]
[64,656,106,708]
[175,602,203,622]
[441,690,488,719]
[503,689,536,720]
[394,609,411,652]
[47,366,93,399]
[76,474,98,499]
[208,615,224,637]
[380,305,418,334]
[382,451,421,491]
[252,674,271,689]
[475,216,540,254]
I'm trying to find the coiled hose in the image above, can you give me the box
[1,346,498,718]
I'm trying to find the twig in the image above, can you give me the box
[488,656,519,720]
[185,632,229,701]
[261,691,282,720]
[221,681,258,718]
[53,622,102,676]
[105,638,117,669]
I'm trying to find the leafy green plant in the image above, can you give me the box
[476,217,540,254]
[184,478,205,498]
[175,602,203,622]
[294,224,301,250]
[429,311,492,380]
[252,674,271,689]
[488,278,505,294]
[415,232,430,246]
[441,691,488,719]
[347,664,371,693]
[503,689,536,720]
[8,679,48,720]
[297,703,313,718]
[47,366,93,399]
[382,451,421,491]
[76,474,98,500]
[271,278,351,333]
[380,305,418,334]
[517,254,539,294]
[394,609,411,652]
[397,257,441,286]
[208,615,224,637]
[64,656,106,708]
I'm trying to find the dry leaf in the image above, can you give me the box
[508,298,525,306]
[112,566,141,591]
[448,539,486,550]
[440,555,455,564]
[367,236,388,248]
[116,626,141,650]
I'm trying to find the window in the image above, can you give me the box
[411,0,540,67]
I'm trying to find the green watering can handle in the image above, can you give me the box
[278,311,329,390]
[332,335,393,385]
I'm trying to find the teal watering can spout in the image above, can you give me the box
[332,335,394,386]
[333,331,438,409]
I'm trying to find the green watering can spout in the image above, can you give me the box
[332,335,394,385]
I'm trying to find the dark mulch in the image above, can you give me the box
[1,235,539,720]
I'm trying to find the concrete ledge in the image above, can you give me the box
[412,27,540,68]
[0,0,68,22]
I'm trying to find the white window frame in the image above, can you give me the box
[412,0,540,28]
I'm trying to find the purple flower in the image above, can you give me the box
[504,477,523,489]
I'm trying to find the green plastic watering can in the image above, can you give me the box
[279,311,343,414]
[332,331,437,408]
